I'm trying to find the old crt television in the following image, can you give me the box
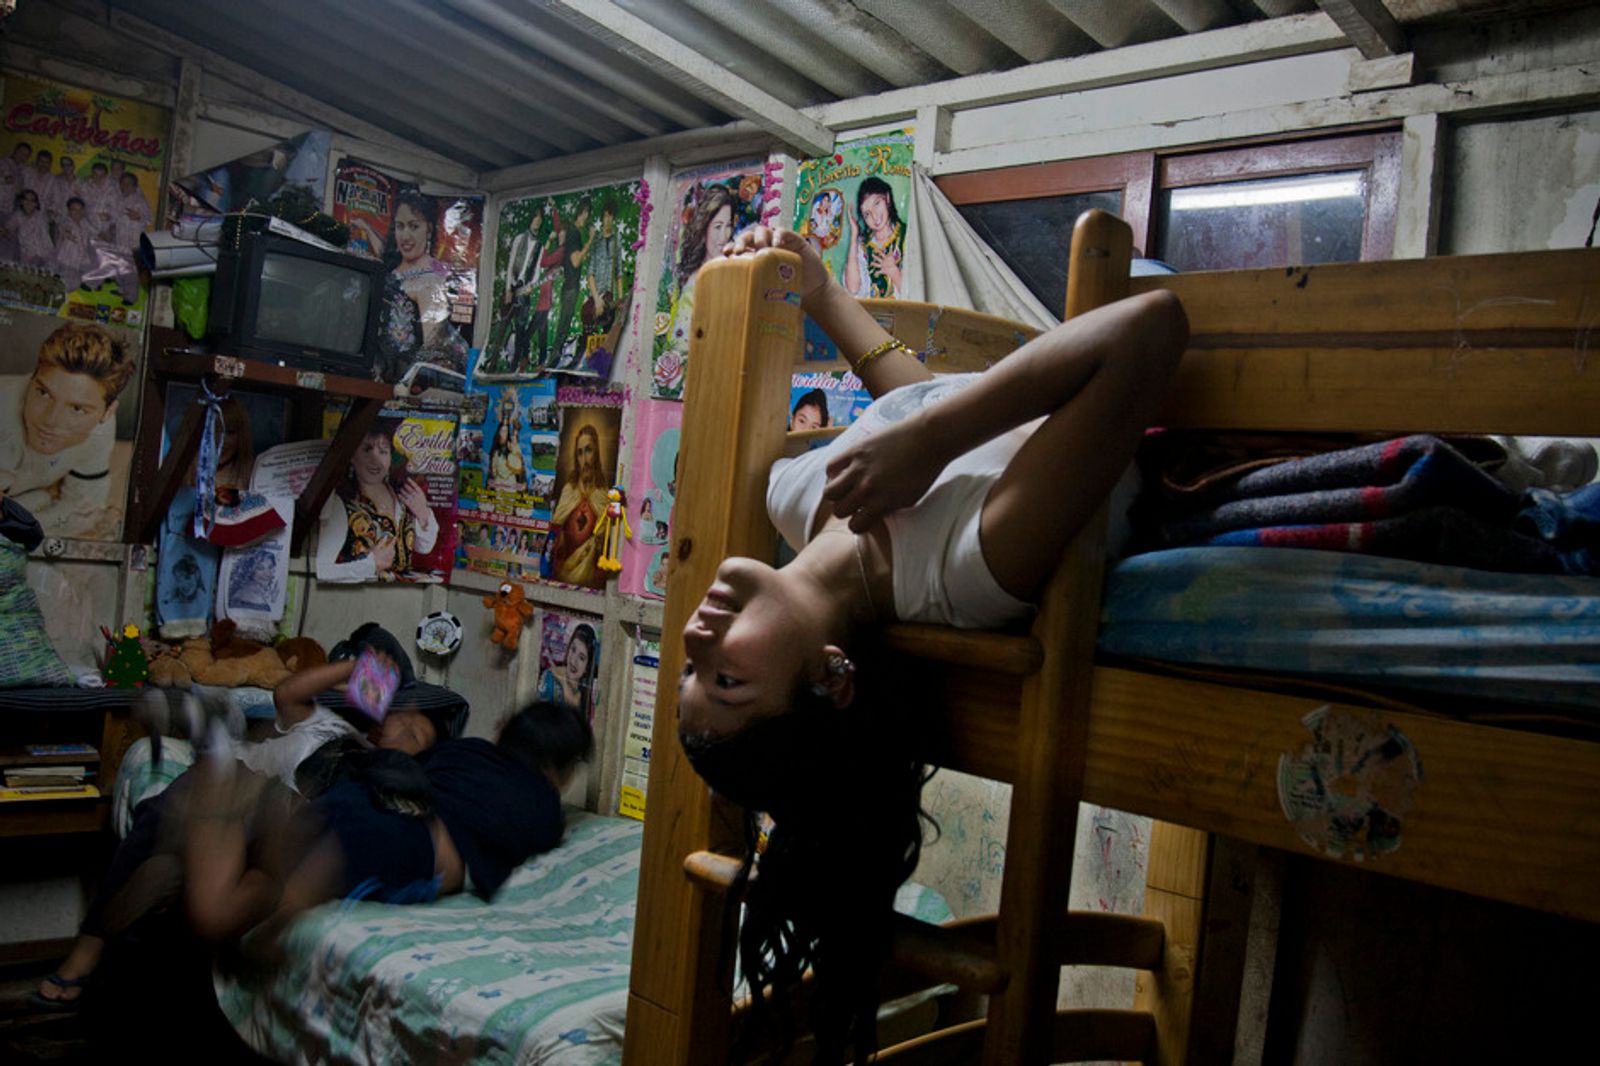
[210,232,385,377]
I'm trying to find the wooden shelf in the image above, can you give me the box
[0,793,108,838]
[126,334,397,553]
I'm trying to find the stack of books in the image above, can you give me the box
[0,743,100,801]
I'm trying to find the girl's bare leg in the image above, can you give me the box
[183,763,282,942]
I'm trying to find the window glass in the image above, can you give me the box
[955,190,1122,315]
[1156,171,1367,272]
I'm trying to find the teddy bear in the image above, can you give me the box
[171,619,292,689]
[483,581,534,651]
[143,637,193,688]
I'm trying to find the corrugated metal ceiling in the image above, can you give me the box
[103,0,1580,173]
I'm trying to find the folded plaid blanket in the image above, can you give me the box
[1145,435,1593,574]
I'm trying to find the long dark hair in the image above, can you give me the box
[856,176,902,235]
[336,418,408,503]
[564,622,599,716]
[677,183,735,288]
[682,638,933,1064]
[385,189,437,267]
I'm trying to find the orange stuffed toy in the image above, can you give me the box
[483,581,534,651]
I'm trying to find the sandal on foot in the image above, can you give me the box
[29,972,89,1011]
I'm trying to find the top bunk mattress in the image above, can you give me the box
[1098,547,1600,715]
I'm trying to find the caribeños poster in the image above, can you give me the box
[0,73,169,324]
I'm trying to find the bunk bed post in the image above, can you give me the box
[980,210,1136,1064]
[623,249,806,1066]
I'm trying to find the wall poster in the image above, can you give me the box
[455,371,556,582]
[331,157,482,397]
[482,180,642,382]
[620,399,680,600]
[537,608,601,724]
[649,159,774,399]
[791,128,914,300]
[547,385,623,591]
[0,73,169,325]
[0,310,141,540]
[619,632,660,821]
[316,403,458,584]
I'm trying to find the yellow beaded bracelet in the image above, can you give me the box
[849,337,914,375]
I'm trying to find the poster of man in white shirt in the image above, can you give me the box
[0,314,142,540]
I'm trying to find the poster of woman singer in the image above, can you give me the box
[650,161,772,399]
[0,315,141,540]
[546,391,621,591]
[792,129,913,299]
[337,166,482,394]
[482,181,641,381]
[316,409,458,584]
[537,611,601,722]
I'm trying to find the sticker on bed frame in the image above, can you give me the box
[1277,705,1423,861]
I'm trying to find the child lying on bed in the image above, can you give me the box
[32,638,443,1010]
[673,226,1188,1062]
[182,698,593,947]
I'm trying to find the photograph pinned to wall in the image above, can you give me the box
[0,73,169,323]
[155,384,290,637]
[547,385,623,591]
[792,128,914,299]
[455,364,557,580]
[174,129,329,216]
[650,159,776,399]
[537,609,601,723]
[481,179,643,382]
[619,632,660,821]
[316,403,459,584]
[620,399,681,600]
[0,311,141,540]
[218,438,327,639]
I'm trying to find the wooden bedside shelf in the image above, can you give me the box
[125,337,398,554]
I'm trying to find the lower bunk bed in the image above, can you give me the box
[109,742,953,1065]
[625,213,1600,1064]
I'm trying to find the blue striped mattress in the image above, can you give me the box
[1099,547,1600,713]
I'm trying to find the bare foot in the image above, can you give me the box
[34,934,103,1004]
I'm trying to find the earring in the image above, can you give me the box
[826,653,854,677]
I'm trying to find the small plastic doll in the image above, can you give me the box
[594,486,632,573]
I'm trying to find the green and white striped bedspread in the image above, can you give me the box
[215,810,952,1064]
[217,810,640,1064]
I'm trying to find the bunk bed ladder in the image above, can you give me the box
[874,210,1204,1066]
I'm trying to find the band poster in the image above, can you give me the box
[332,157,483,396]
[316,403,459,584]
[455,371,558,582]
[791,128,914,300]
[620,399,680,600]
[537,609,601,724]
[0,311,141,540]
[481,179,642,382]
[0,73,169,325]
[649,159,774,400]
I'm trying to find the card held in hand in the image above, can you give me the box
[347,647,400,721]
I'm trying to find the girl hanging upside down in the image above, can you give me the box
[674,225,1188,1063]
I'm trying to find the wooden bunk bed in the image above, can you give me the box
[624,210,1600,1065]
